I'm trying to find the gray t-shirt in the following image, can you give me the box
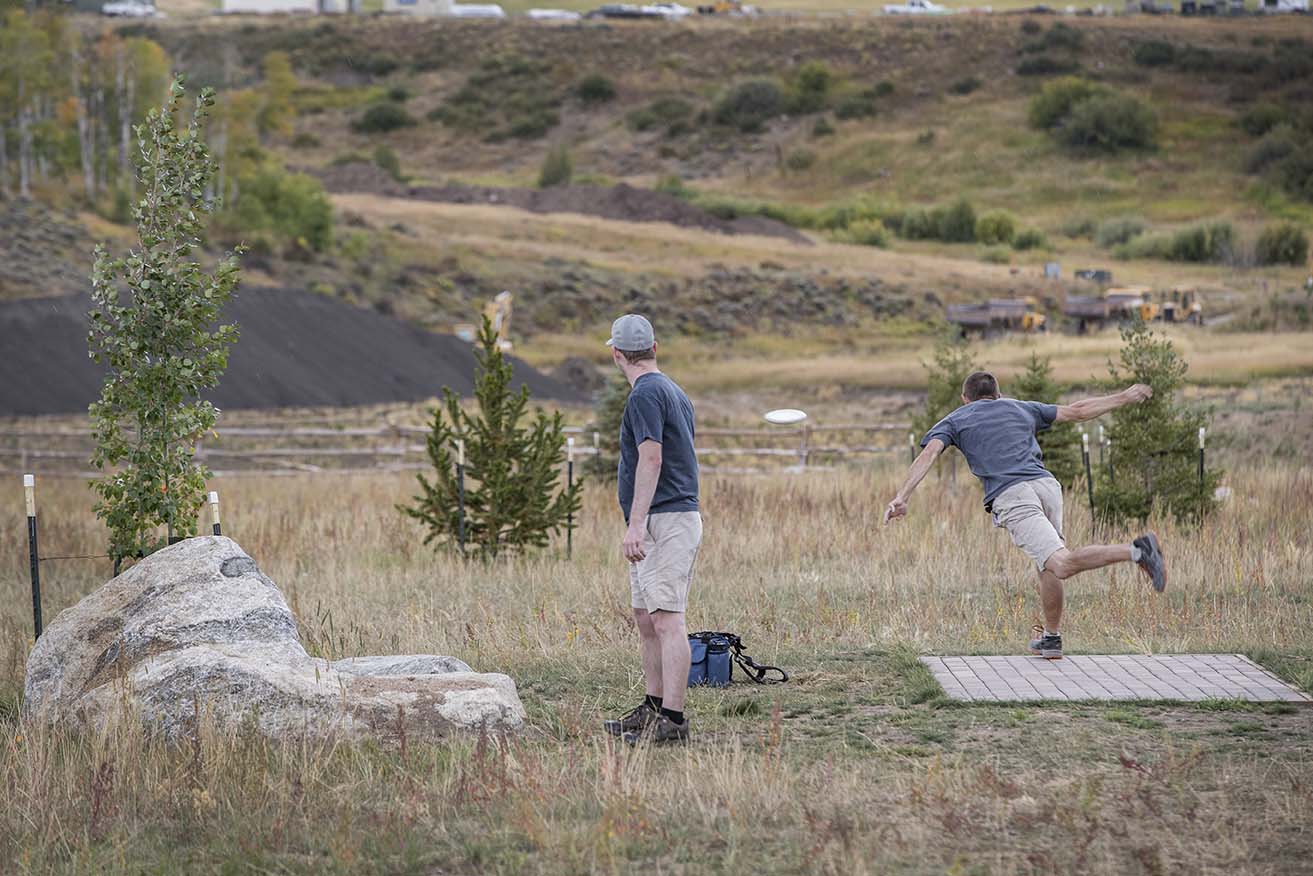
[921,397,1059,506]
[618,372,699,523]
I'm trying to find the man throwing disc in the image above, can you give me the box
[602,314,702,743]
[884,371,1167,659]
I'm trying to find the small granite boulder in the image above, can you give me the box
[22,536,525,742]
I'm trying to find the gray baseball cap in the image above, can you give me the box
[606,314,655,352]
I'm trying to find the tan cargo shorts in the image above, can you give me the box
[991,477,1065,573]
[629,511,703,614]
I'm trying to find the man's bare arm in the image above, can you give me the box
[1054,383,1153,424]
[622,440,662,561]
[883,438,945,524]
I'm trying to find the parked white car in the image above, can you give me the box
[102,0,161,16]
[526,7,583,18]
[883,0,950,13]
[642,1,693,16]
[451,3,506,15]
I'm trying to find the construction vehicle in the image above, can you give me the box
[946,298,1047,337]
[1063,286,1154,333]
[1159,287,1203,324]
[696,0,757,13]
[454,291,514,352]
[1074,268,1113,286]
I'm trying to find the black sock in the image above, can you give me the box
[644,694,663,711]
[660,707,685,725]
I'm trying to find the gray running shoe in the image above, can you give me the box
[622,714,689,746]
[1029,625,1063,660]
[603,701,658,737]
[1134,532,1167,593]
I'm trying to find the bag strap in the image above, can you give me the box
[687,631,788,683]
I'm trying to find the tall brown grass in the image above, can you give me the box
[1,460,1310,873]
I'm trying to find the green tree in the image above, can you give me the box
[1097,320,1221,525]
[538,143,573,188]
[257,51,298,140]
[87,78,242,564]
[585,372,630,481]
[403,319,581,558]
[914,331,977,437]
[1010,353,1082,488]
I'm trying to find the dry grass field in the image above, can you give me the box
[3,449,1311,873]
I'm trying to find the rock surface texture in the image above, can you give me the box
[23,536,524,742]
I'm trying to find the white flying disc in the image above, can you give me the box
[764,408,808,425]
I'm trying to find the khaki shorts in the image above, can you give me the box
[991,477,1065,573]
[629,511,702,614]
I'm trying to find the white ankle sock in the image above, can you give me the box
[1130,545,1143,562]
[1044,629,1060,637]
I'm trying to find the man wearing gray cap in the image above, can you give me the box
[602,313,702,745]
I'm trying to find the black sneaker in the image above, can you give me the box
[603,701,658,737]
[1134,532,1167,593]
[1028,625,1063,660]
[622,714,690,746]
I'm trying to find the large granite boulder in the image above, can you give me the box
[22,536,525,742]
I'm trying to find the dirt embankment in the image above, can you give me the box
[0,201,96,302]
[311,163,811,245]
[1,286,584,417]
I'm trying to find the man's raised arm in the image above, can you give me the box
[1054,383,1153,424]
[883,438,945,524]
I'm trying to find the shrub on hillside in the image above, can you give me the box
[1058,93,1158,153]
[1042,23,1084,52]
[1255,222,1310,266]
[1013,228,1048,251]
[812,117,835,137]
[1238,104,1293,138]
[576,74,617,105]
[538,144,573,188]
[352,102,416,134]
[373,144,403,181]
[835,218,890,247]
[949,76,982,96]
[900,208,936,240]
[785,148,817,171]
[834,90,878,120]
[1132,40,1176,68]
[386,85,410,103]
[787,61,834,114]
[975,211,1016,245]
[1020,19,1042,35]
[1129,222,1236,264]
[713,80,785,133]
[1061,215,1097,238]
[1244,127,1297,175]
[937,199,978,244]
[1017,56,1080,77]
[627,97,695,135]
[1028,77,1104,129]
[428,54,562,142]
[1279,151,1313,203]
[1096,216,1147,248]
[875,80,896,97]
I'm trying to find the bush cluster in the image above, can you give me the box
[975,211,1016,245]
[1132,40,1176,68]
[1029,78,1157,154]
[538,144,573,188]
[1255,223,1310,267]
[833,218,890,248]
[227,168,333,254]
[1017,56,1080,77]
[352,102,417,134]
[713,79,785,133]
[1114,222,1235,264]
[576,74,616,105]
[627,97,696,136]
[429,55,562,142]
[1095,216,1147,248]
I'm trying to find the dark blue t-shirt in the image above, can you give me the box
[618,372,699,522]
[921,397,1059,505]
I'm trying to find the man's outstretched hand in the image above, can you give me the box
[883,497,908,525]
[1123,383,1153,403]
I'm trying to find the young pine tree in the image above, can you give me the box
[88,78,242,565]
[914,331,977,437]
[585,372,630,481]
[404,319,581,557]
[1098,320,1221,524]
[1010,352,1082,488]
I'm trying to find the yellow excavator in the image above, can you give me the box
[1160,287,1203,324]
[454,291,514,352]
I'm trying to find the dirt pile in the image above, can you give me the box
[314,166,810,245]
[0,201,96,302]
[1,287,584,417]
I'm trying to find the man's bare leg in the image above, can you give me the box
[633,608,663,699]
[1044,544,1135,581]
[649,609,690,713]
[1037,569,1064,632]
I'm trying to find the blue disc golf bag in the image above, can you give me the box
[688,633,732,687]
